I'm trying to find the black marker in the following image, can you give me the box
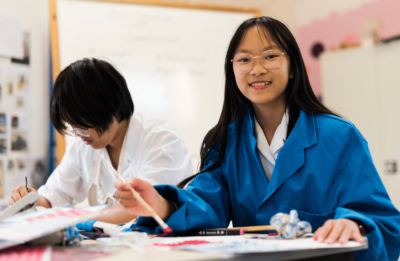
[25,176,29,193]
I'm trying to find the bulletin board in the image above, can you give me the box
[49,0,260,167]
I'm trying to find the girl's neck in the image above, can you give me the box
[252,99,286,145]
[107,119,129,153]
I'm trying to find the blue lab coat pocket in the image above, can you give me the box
[282,206,335,232]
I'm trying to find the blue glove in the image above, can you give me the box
[75,219,97,232]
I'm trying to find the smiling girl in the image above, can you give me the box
[114,17,400,260]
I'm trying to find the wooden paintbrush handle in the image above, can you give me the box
[100,155,170,230]
[129,187,157,217]
[231,225,275,232]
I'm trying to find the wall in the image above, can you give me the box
[296,0,400,98]
[165,0,297,35]
[0,0,50,205]
[321,40,400,211]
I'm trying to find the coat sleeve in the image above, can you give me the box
[134,144,231,234]
[134,120,193,186]
[37,139,86,206]
[335,134,400,261]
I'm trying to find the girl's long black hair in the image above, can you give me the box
[177,16,339,189]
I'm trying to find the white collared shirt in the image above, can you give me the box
[38,114,193,207]
[254,110,289,181]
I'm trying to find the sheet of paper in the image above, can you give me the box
[141,236,366,254]
[51,247,111,261]
[0,15,23,59]
[0,246,50,261]
[0,205,108,250]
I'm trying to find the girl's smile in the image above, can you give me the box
[233,26,290,108]
[249,81,272,90]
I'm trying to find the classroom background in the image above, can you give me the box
[0,0,399,213]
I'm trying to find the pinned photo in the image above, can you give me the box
[0,114,6,133]
[15,96,25,109]
[16,159,26,170]
[7,159,14,171]
[17,74,28,90]
[0,139,6,154]
[11,116,18,129]
[11,131,27,151]
[5,75,13,95]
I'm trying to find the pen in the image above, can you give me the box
[170,228,245,237]
[25,176,29,193]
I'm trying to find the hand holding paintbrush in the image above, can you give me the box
[101,155,174,234]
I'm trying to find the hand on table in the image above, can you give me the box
[313,219,364,245]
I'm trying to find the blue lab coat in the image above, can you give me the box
[134,105,400,261]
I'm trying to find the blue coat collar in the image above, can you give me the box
[244,104,317,147]
[243,104,318,205]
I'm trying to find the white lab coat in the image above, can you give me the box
[38,114,193,207]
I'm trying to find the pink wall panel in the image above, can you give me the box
[297,0,400,98]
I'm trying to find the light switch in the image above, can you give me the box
[385,160,397,175]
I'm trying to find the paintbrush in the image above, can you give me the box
[230,225,275,232]
[99,155,173,234]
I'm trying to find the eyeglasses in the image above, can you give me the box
[231,50,287,74]
[66,127,90,137]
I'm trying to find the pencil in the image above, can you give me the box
[99,155,173,234]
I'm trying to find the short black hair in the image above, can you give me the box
[50,58,134,136]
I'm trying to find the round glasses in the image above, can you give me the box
[231,50,287,74]
[67,127,90,137]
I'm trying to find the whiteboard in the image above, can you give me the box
[56,0,256,169]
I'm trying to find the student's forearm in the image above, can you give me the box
[159,199,178,221]
[95,204,137,224]
[36,197,52,208]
